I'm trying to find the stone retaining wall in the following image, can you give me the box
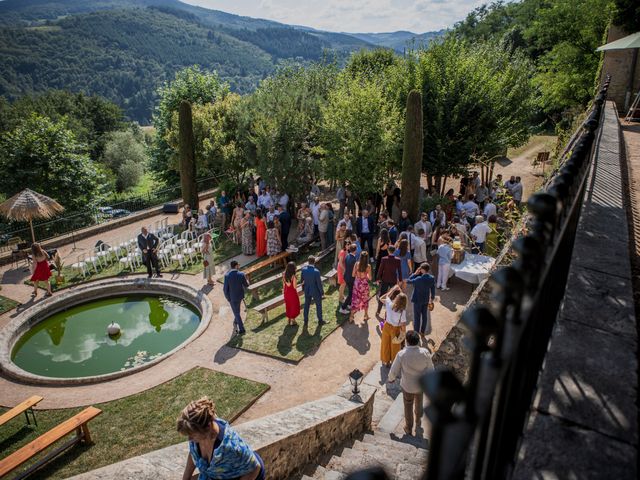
[68,384,376,480]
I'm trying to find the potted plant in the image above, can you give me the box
[53,253,65,284]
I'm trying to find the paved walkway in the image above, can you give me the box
[0,210,472,420]
[513,102,637,478]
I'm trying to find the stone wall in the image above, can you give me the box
[67,384,376,480]
[600,25,640,113]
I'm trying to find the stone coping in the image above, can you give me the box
[0,278,213,386]
[67,384,376,480]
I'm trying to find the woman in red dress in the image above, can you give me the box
[30,243,53,297]
[255,210,267,257]
[283,261,300,326]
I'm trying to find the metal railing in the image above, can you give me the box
[419,77,611,480]
[0,175,225,245]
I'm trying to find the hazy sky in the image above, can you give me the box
[182,0,488,33]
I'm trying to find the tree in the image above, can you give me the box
[399,91,423,221]
[418,39,535,192]
[320,75,402,201]
[101,130,147,192]
[241,63,337,199]
[0,114,103,211]
[151,66,229,183]
[178,101,198,209]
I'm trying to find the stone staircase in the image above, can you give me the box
[297,362,429,480]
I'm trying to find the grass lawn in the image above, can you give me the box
[0,294,19,314]
[0,367,269,480]
[28,240,242,291]
[228,286,349,362]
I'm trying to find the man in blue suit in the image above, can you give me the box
[356,209,376,259]
[406,262,436,337]
[300,256,325,325]
[277,205,291,251]
[223,260,249,335]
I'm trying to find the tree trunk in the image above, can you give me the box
[179,101,198,209]
[440,176,448,196]
[400,90,423,221]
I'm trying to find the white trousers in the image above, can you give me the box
[437,263,450,288]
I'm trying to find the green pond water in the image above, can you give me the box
[11,295,200,378]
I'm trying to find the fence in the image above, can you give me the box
[416,78,611,480]
[0,175,225,245]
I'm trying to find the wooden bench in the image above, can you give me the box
[243,251,290,281]
[0,395,43,428]
[253,269,338,321]
[0,406,102,480]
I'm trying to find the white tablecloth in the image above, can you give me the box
[448,254,495,284]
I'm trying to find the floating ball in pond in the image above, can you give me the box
[107,322,121,336]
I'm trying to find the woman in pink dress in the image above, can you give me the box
[30,243,53,297]
[337,240,351,303]
[282,262,300,326]
[349,251,371,323]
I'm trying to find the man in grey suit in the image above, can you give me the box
[300,256,325,325]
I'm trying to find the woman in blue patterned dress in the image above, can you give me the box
[178,397,265,480]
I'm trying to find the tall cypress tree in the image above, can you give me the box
[178,100,198,209]
[400,90,423,221]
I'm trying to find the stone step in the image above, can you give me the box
[377,392,405,433]
[351,440,427,466]
[396,462,427,480]
[361,433,424,455]
[310,464,326,479]
[327,447,403,478]
[323,470,347,480]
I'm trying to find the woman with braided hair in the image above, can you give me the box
[177,397,264,480]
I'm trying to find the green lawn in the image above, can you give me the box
[28,241,242,291]
[0,294,19,314]
[0,367,269,480]
[228,286,349,362]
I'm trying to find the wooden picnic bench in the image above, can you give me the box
[243,251,290,281]
[253,268,338,321]
[0,406,102,480]
[0,395,43,428]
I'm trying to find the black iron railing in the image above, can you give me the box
[0,175,225,245]
[419,77,611,480]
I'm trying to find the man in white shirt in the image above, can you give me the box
[278,192,289,210]
[471,215,492,254]
[414,213,432,246]
[388,330,434,436]
[511,176,523,206]
[483,199,497,219]
[412,232,427,264]
[463,194,480,227]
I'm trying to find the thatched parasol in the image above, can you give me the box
[0,188,65,243]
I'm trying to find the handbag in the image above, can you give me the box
[203,260,209,267]
[391,331,406,344]
[428,302,434,311]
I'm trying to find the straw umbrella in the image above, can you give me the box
[0,188,65,243]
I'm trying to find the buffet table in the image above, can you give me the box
[448,253,495,284]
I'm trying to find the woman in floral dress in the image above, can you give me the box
[240,211,254,255]
[266,221,281,257]
[349,251,371,323]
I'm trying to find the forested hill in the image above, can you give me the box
[0,0,378,123]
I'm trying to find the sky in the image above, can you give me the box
[182,0,489,33]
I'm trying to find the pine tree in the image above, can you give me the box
[399,90,423,221]
[179,100,199,209]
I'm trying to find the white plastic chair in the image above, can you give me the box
[182,240,197,264]
[84,254,100,274]
[95,243,111,267]
[71,256,88,278]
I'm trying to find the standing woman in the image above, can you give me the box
[394,238,413,285]
[255,210,267,257]
[334,221,347,267]
[240,211,255,256]
[379,286,407,367]
[202,233,216,286]
[326,203,335,247]
[231,202,244,244]
[375,228,390,278]
[349,251,372,323]
[283,262,300,326]
[30,243,52,297]
[337,240,351,303]
[266,221,281,257]
[177,397,265,480]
